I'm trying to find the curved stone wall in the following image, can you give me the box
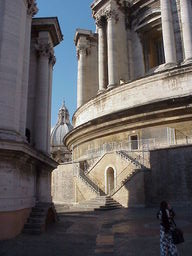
[73,65,192,128]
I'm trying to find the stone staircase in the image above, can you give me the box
[117,150,142,168]
[74,166,103,195]
[23,202,57,234]
[55,196,123,213]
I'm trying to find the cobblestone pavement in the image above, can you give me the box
[0,207,192,256]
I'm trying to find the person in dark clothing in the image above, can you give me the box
[157,201,179,256]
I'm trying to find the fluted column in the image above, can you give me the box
[160,0,177,66]
[106,10,119,87]
[35,40,51,153]
[180,0,192,63]
[77,46,87,108]
[96,16,108,93]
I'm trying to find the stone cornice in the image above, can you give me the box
[72,64,192,127]
[74,29,95,46]
[32,17,63,46]
[64,95,192,149]
[0,140,57,170]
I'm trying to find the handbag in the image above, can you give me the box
[171,220,184,244]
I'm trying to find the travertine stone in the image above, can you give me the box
[26,38,38,145]
[47,54,55,154]
[26,0,38,16]
[0,3,62,240]
[180,0,192,63]
[27,17,62,152]
[75,29,98,107]
[35,34,52,153]
[52,163,75,204]
[96,16,108,93]
[77,45,87,108]
[0,0,27,136]
[160,0,177,66]
[73,66,192,127]
[106,9,119,87]
[19,10,37,137]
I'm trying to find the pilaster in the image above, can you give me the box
[19,0,38,138]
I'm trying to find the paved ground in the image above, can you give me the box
[0,207,192,256]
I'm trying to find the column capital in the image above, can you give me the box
[26,0,38,17]
[35,41,53,58]
[105,9,119,22]
[95,15,105,28]
[76,45,88,59]
[49,53,56,66]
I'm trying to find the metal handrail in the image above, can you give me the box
[83,138,155,161]
[73,163,100,195]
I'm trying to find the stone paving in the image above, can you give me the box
[0,207,192,256]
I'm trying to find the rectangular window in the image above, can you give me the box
[130,135,139,150]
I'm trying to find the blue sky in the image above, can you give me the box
[36,0,95,127]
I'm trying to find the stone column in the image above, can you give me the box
[77,46,87,108]
[20,0,38,137]
[160,0,177,66]
[180,0,192,63]
[0,0,27,139]
[35,38,51,153]
[47,53,56,154]
[96,16,108,93]
[106,10,119,87]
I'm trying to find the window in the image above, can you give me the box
[130,135,139,150]
[142,28,165,72]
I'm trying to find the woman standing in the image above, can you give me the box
[157,201,179,256]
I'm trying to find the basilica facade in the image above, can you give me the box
[0,0,62,239]
[57,0,192,209]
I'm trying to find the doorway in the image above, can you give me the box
[105,167,115,195]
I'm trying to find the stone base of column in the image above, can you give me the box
[97,89,106,95]
[160,62,177,70]
[182,58,192,65]
[107,83,117,90]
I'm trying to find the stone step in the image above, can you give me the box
[78,202,121,208]
[23,228,42,235]
[30,212,46,218]
[23,202,57,235]
[55,196,123,213]
[24,223,44,229]
[27,217,45,224]
[56,207,95,213]
[97,205,122,210]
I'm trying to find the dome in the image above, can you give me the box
[51,101,73,148]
